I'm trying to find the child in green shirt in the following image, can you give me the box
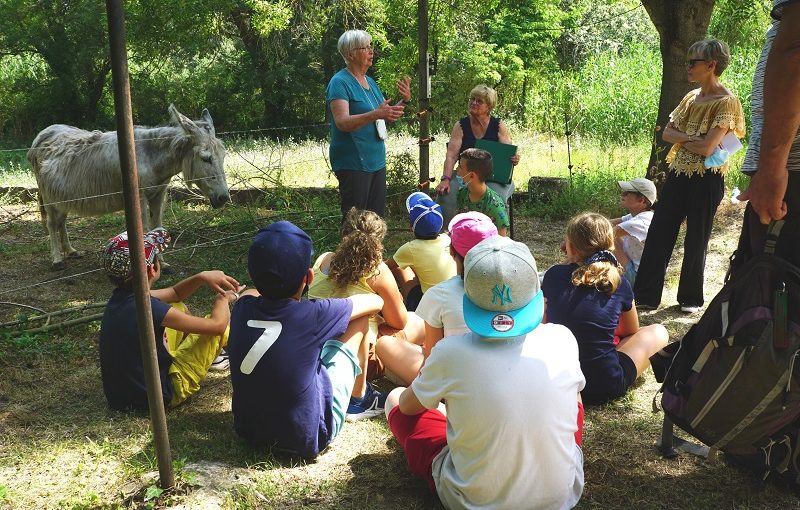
[455,148,510,236]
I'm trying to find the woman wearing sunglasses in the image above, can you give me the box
[634,39,745,314]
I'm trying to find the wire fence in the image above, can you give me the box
[1,109,486,326]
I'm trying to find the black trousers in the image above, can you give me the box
[633,170,724,307]
[335,168,386,220]
[732,171,800,274]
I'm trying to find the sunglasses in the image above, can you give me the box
[686,58,706,67]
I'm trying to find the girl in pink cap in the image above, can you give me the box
[376,211,498,384]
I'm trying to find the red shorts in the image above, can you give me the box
[387,406,447,492]
[388,402,585,492]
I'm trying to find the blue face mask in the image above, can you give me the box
[704,147,730,169]
[455,175,467,190]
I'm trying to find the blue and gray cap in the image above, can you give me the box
[462,236,543,338]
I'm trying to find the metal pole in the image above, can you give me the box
[418,0,430,187]
[105,0,174,488]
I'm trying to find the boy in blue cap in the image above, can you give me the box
[228,221,384,458]
[386,192,456,311]
[384,236,585,508]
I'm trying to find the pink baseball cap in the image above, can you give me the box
[448,211,498,258]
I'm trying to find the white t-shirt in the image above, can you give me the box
[618,210,653,269]
[415,275,470,338]
[411,324,586,510]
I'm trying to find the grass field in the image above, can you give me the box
[0,131,723,190]
[1,178,797,509]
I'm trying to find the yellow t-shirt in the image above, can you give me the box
[665,88,746,177]
[392,235,457,293]
[308,252,385,335]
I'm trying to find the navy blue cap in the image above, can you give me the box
[248,221,313,299]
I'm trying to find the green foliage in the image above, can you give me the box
[0,0,770,146]
[555,0,657,70]
[520,168,628,220]
[709,0,771,52]
[568,43,661,143]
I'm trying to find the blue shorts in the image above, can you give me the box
[320,339,362,441]
[623,260,637,288]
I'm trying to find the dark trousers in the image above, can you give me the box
[732,171,800,274]
[335,168,386,219]
[634,170,724,307]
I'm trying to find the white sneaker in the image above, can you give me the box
[680,305,700,314]
[210,349,230,371]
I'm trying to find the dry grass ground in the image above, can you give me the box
[1,195,799,510]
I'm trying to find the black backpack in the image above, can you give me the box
[653,221,800,483]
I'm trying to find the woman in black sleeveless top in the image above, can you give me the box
[436,84,520,225]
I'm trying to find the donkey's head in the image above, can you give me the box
[169,104,230,209]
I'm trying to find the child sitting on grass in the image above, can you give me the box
[309,208,425,419]
[385,236,586,509]
[455,148,510,236]
[611,177,657,287]
[541,212,669,405]
[386,192,456,311]
[227,221,383,459]
[99,228,240,412]
[376,211,497,384]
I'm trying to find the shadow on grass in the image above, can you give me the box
[343,442,443,510]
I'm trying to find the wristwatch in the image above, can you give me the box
[441,175,451,181]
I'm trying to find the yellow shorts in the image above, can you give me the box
[163,302,228,407]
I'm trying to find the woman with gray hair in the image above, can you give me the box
[326,29,411,219]
[634,39,745,313]
[436,84,520,226]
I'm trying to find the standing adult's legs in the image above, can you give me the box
[365,167,387,218]
[633,172,688,307]
[677,172,724,307]
[336,169,386,219]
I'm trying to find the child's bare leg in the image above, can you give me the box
[617,323,669,377]
[403,312,426,345]
[376,336,424,386]
[613,245,630,267]
[390,266,419,298]
[341,315,370,399]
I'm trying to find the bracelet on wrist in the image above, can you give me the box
[441,175,451,181]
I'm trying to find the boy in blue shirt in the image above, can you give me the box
[228,221,384,458]
[99,228,240,411]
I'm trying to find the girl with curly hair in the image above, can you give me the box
[541,212,668,404]
[309,208,424,419]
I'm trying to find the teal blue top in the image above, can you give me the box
[326,69,386,172]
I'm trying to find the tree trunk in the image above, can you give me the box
[229,6,274,124]
[85,60,111,124]
[642,0,716,182]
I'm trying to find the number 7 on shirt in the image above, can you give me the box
[240,320,283,374]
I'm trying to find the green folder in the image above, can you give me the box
[474,139,517,185]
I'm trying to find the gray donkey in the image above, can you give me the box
[28,104,230,270]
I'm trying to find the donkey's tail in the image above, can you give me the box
[37,189,47,228]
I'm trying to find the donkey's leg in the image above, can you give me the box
[58,211,82,260]
[45,207,67,270]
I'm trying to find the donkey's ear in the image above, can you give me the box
[200,108,215,137]
[169,104,202,139]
